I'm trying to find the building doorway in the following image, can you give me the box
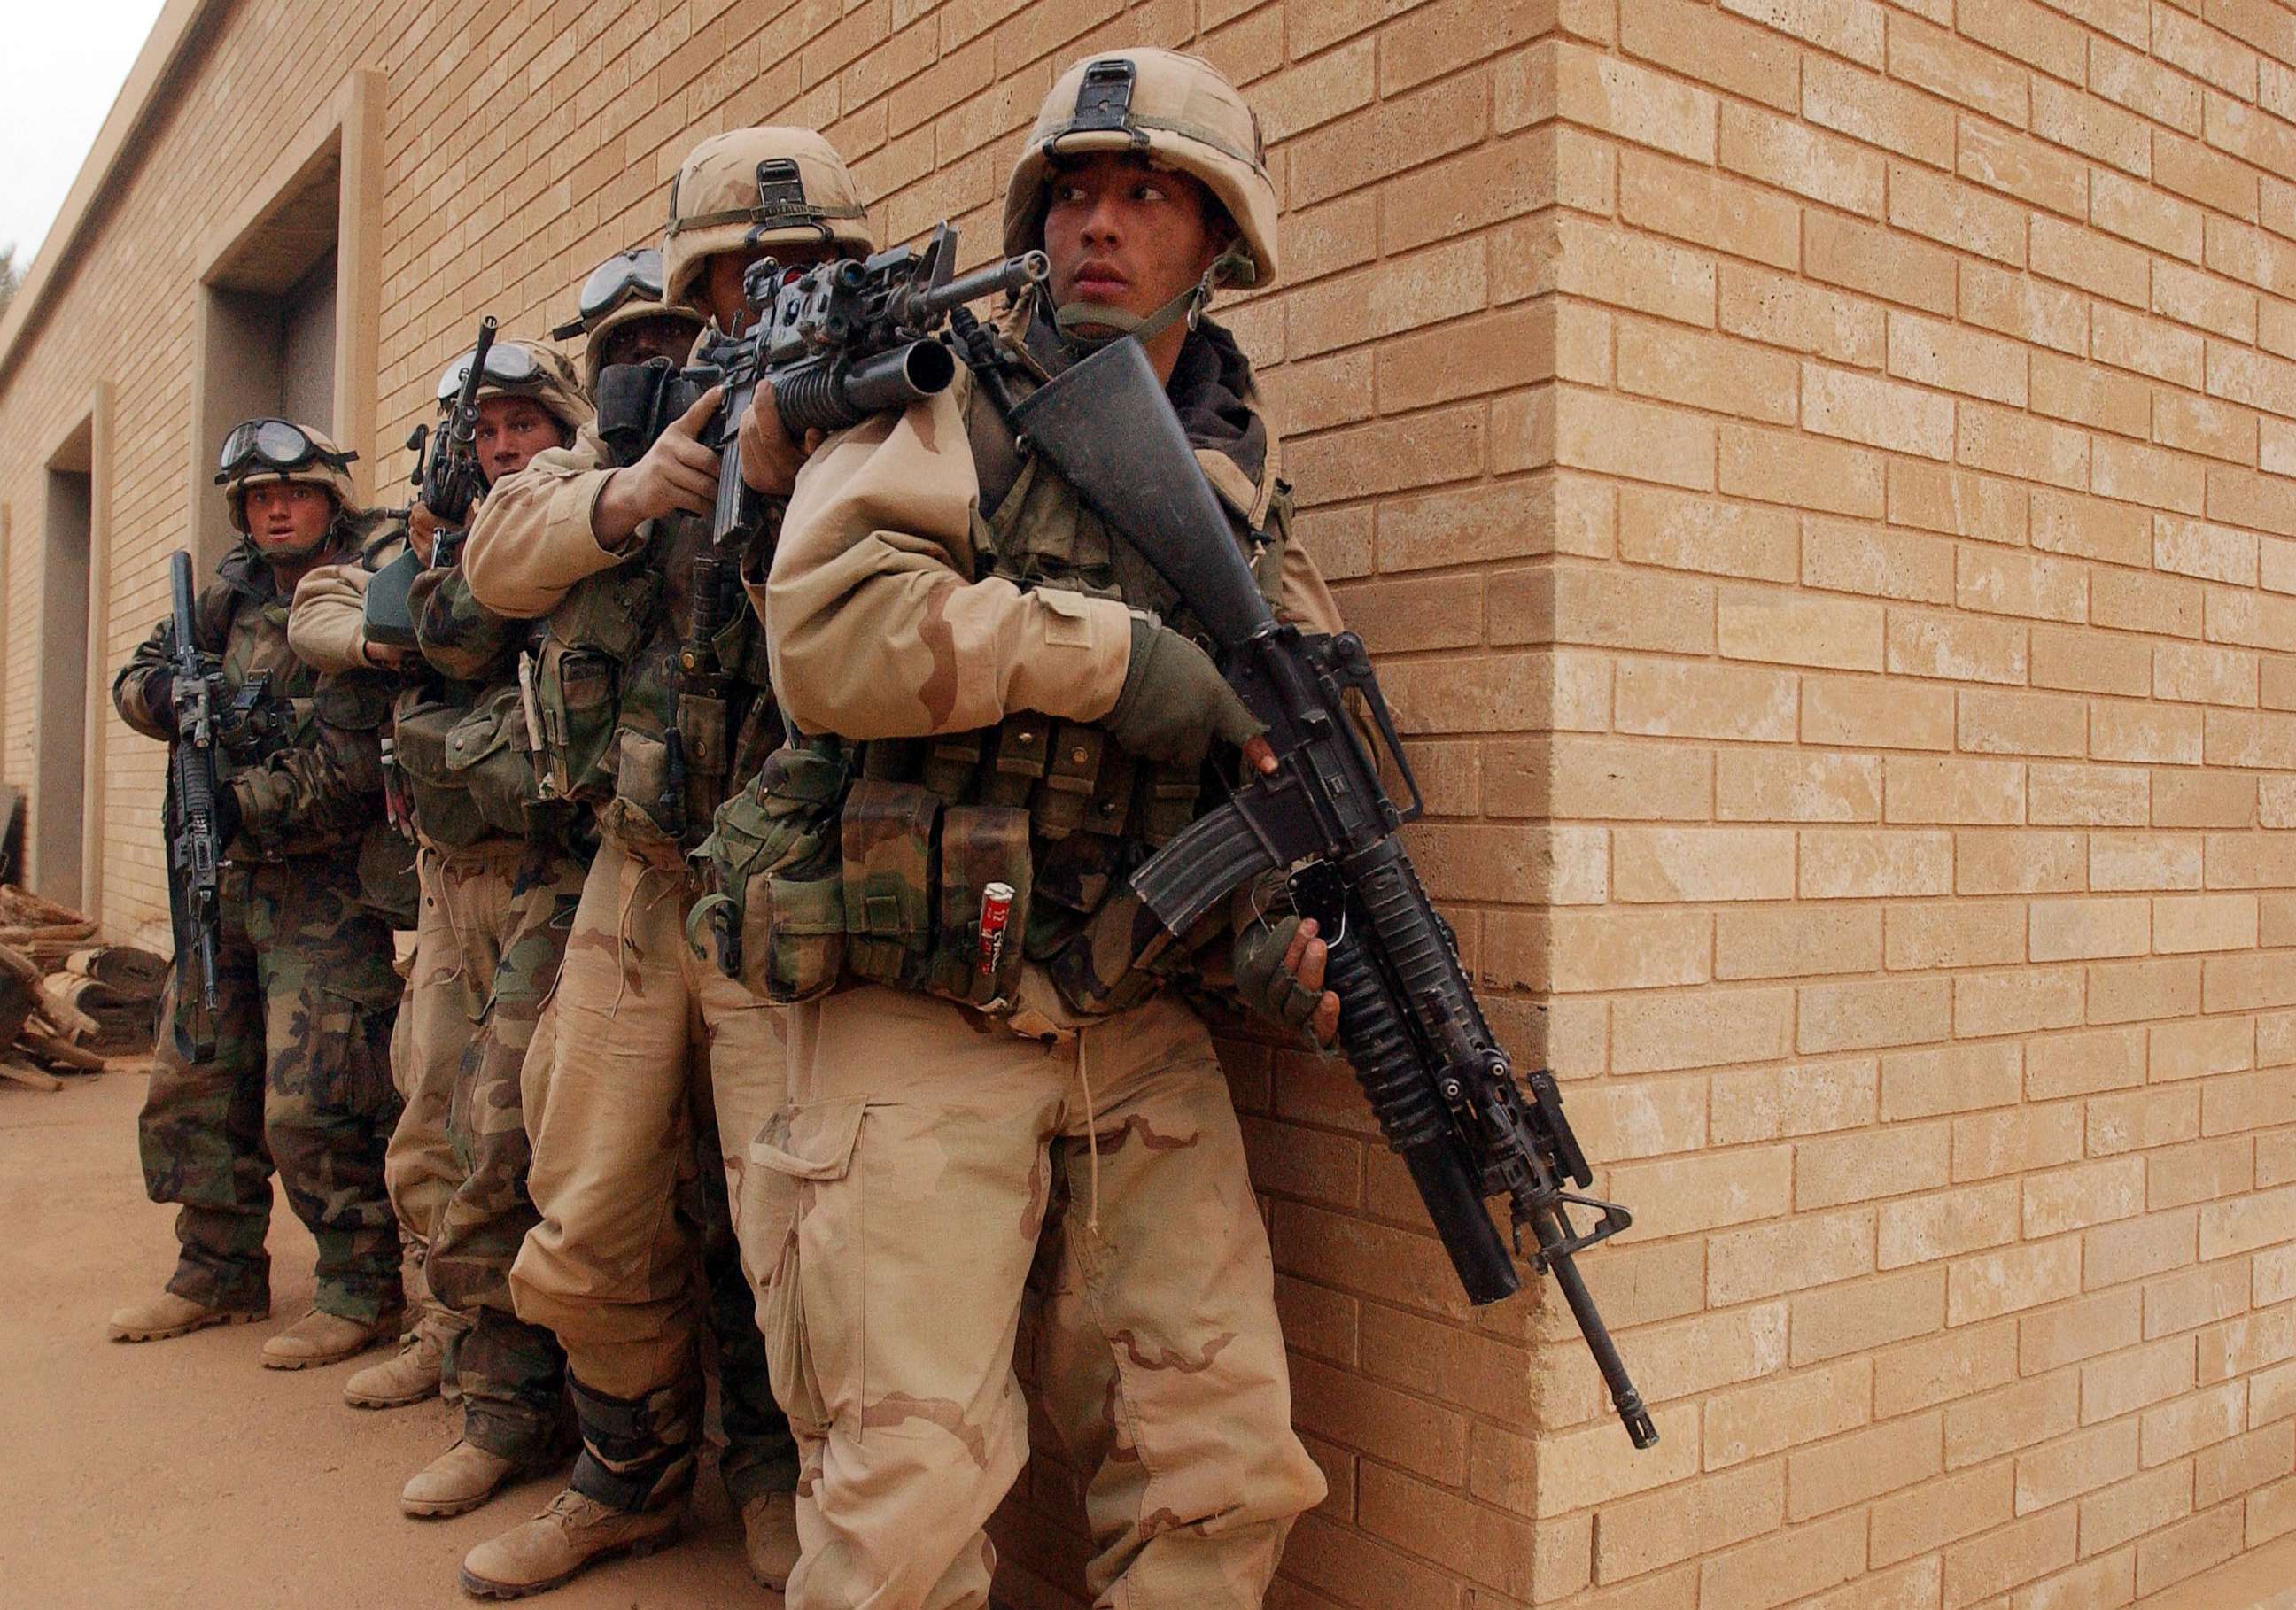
[36,427,94,908]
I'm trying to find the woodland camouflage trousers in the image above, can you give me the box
[419,838,586,1460]
[754,982,1325,1610]
[143,855,402,1321]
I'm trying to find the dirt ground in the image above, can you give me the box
[0,1064,775,1610]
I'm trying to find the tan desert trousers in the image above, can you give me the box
[383,848,477,1352]
[507,835,797,1501]
[750,981,1325,1610]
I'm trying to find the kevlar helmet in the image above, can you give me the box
[662,128,873,312]
[216,419,359,535]
[552,247,708,392]
[433,338,594,440]
[1004,49,1279,290]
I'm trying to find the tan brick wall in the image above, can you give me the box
[1502,1,2296,1606]
[6,0,2294,1605]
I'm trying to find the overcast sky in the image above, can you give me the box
[0,0,170,269]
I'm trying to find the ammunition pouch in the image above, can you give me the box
[595,359,707,470]
[392,683,553,848]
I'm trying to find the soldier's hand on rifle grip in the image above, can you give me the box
[594,385,725,547]
[738,379,825,496]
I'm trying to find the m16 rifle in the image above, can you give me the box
[367,316,499,648]
[997,337,1658,1450]
[165,550,228,1060]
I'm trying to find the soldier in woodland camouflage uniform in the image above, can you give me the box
[452,132,872,1598]
[294,342,601,1527]
[106,422,407,1372]
[746,51,1340,1609]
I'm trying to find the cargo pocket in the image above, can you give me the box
[748,1096,869,1444]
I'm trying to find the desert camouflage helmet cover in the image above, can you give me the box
[662,127,872,309]
[435,339,596,439]
[1004,48,1279,288]
[222,422,359,534]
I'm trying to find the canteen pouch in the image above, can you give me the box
[688,740,850,1003]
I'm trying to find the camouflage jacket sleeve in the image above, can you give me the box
[228,670,392,854]
[462,423,629,619]
[412,565,522,683]
[112,615,177,740]
[762,376,1133,741]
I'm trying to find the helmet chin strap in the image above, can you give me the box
[1053,239,1255,353]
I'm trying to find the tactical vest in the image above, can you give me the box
[529,508,779,860]
[390,677,569,851]
[702,373,1292,1020]
[203,557,391,862]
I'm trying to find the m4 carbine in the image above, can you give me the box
[650,224,1047,833]
[166,549,228,1060]
[1000,338,1659,1450]
[686,221,1048,554]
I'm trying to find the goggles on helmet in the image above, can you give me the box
[213,419,358,484]
[550,250,669,341]
[435,340,551,405]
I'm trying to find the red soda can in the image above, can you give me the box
[977,881,1016,977]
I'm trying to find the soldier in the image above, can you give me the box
[747,50,1338,1608]
[549,246,705,392]
[452,129,872,1598]
[291,343,599,1525]
[107,422,406,1372]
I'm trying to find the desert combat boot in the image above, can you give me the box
[459,1489,680,1598]
[344,1308,459,1407]
[260,1305,402,1370]
[741,1490,800,1591]
[401,1440,528,1519]
[107,1290,269,1343]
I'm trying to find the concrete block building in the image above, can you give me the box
[1,0,2292,1605]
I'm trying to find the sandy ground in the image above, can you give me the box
[0,1064,775,1610]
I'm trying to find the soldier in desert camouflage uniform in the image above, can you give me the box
[106,422,406,1373]
[291,344,599,1526]
[743,50,1341,1610]
[452,132,873,1598]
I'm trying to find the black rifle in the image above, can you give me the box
[166,550,228,1060]
[368,316,500,647]
[1002,338,1657,1449]
[687,221,1047,553]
